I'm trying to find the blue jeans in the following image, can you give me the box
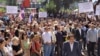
[50,44,55,56]
[43,44,52,56]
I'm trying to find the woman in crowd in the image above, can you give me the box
[5,37,13,56]
[0,39,6,56]
[30,34,42,56]
[21,33,31,56]
[12,37,23,56]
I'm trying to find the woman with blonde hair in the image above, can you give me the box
[12,37,23,56]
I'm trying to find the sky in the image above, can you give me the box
[92,0,98,2]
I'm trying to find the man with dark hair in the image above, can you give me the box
[98,25,100,56]
[62,34,81,56]
[55,26,63,56]
[42,27,52,56]
[87,24,98,56]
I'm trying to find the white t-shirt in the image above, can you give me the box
[4,44,13,56]
[42,31,52,43]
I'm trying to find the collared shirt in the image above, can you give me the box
[42,31,52,43]
[98,28,100,37]
[82,26,86,31]
[96,28,99,38]
[87,28,98,42]
[82,26,87,38]
[70,42,74,52]
[78,29,81,35]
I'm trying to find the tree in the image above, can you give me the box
[53,0,62,12]
[7,0,16,5]
[0,0,6,5]
[45,0,56,14]
[63,0,80,9]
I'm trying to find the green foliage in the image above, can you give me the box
[37,0,43,3]
[0,0,6,2]
[39,8,46,12]
[45,0,56,12]
[0,7,6,12]
[59,7,65,12]
[60,8,72,13]
[7,0,17,5]
[63,0,80,9]
[0,0,6,4]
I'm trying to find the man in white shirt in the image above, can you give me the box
[97,25,100,56]
[42,27,52,56]
[87,24,98,56]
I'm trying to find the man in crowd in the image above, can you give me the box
[42,27,52,56]
[62,34,81,56]
[81,22,88,50]
[74,24,85,55]
[0,11,100,56]
[87,23,98,56]
[98,25,100,56]
[55,26,63,56]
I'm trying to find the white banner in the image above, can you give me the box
[6,6,18,14]
[96,5,100,15]
[78,2,94,13]
[39,12,47,18]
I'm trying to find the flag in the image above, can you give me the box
[22,0,30,8]
[18,8,25,21]
[28,13,33,23]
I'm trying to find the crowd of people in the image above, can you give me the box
[0,13,100,56]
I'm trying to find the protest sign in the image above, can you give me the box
[78,2,94,13]
[39,12,47,18]
[96,5,100,15]
[6,6,18,14]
